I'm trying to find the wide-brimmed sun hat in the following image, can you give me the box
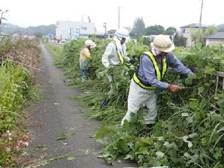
[151,34,175,53]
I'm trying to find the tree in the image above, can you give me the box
[189,25,216,45]
[143,37,152,45]
[130,17,145,39]
[174,34,186,47]
[216,24,224,32]
[145,25,164,35]
[205,25,217,35]
[35,32,43,38]
[164,27,177,35]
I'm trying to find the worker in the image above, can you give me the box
[101,28,135,92]
[79,39,96,81]
[121,34,194,126]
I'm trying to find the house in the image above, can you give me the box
[94,32,105,39]
[179,23,207,48]
[205,32,224,46]
[56,21,96,40]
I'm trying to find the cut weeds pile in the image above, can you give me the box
[0,36,41,167]
[51,38,224,167]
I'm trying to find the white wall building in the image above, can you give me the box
[56,21,96,40]
[205,32,224,46]
[179,23,207,48]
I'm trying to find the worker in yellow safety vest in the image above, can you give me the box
[121,34,194,127]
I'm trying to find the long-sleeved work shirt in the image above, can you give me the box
[136,52,193,89]
[101,42,130,68]
[79,47,92,69]
[79,47,92,61]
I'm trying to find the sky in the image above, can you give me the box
[1,0,224,32]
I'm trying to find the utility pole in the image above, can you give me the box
[0,9,8,33]
[81,14,86,22]
[0,9,9,25]
[198,0,204,42]
[88,16,91,23]
[103,22,110,38]
[118,6,123,28]
[103,22,107,33]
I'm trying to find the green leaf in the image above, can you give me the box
[67,156,76,161]
[158,136,164,141]
[124,154,134,160]
[56,133,66,141]
[195,42,202,49]
[214,148,222,159]
[181,113,189,117]
[185,77,193,85]
[200,137,207,144]
[163,141,173,148]
[67,129,75,136]
[156,151,165,157]
[204,66,215,74]
[188,101,198,109]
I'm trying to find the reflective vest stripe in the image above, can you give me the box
[162,57,167,78]
[133,52,167,89]
[133,73,155,89]
[111,41,124,65]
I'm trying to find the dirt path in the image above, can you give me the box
[25,43,136,168]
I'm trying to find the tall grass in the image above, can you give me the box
[45,43,64,59]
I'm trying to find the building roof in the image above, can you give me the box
[180,23,207,28]
[206,32,224,39]
[107,29,116,34]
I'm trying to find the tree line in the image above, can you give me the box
[129,17,221,46]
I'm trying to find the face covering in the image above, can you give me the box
[113,35,126,57]
[151,47,161,56]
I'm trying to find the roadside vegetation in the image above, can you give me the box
[47,38,224,167]
[0,36,41,167]
[45,42,63,60]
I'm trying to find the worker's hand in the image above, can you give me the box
[129,59,135,65]
[167,84,181,93]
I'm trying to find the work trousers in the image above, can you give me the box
[121,79,157,125]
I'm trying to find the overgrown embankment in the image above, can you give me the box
[48,39,224,168]
[0,36,41,167]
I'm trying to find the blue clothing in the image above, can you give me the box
[81,69,87,77]
[136,52,193,89]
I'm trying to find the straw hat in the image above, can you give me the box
[151,34,175,53]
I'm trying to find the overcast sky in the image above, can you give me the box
[1,0,223,32]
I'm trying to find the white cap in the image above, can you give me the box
[151,34,175,53]
[85,39,96,48]
[115,28,129,40]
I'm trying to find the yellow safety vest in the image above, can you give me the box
[111,41,124,65]
[133,52,167,89]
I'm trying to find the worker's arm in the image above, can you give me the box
[167,53,193,75]
[121,44,131,62]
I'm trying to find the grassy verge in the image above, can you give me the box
[45,43,64,60]
[0,37,41,167]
